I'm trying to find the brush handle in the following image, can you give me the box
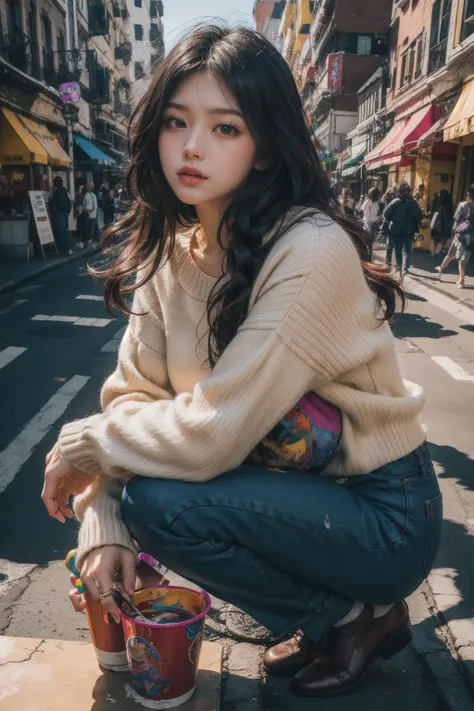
[65,549,85,594]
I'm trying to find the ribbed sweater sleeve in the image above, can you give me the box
[58,223,376,484]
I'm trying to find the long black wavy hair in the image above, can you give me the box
[95,24,404,368]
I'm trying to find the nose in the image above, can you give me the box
[182,127,205,161]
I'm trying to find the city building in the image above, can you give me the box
[260,1,286,51]
[254,0,277,33]
[0,0,165,216]
[303,0,392,171]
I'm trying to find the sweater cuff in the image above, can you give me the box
[75,479,138,571]
[58,416,104,476]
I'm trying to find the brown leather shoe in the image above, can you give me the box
[263,629,323,677]
[291,601,412,697]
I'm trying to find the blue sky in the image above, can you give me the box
[163,1,255,47]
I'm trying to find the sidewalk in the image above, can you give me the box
[0,243,98,295]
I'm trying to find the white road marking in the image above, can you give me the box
[431,356,474,382]
[0,299,27,316]
[76,294,103,302]
[0,347,27,371]
[101,326,126,353]
[406,278,474,326]
[31,314,113,327]
[0,375,90,494]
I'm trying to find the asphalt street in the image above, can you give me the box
[0,253,474,710]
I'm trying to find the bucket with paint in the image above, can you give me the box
[119,586,211,708]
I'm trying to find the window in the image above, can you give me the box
[150,23,161,42]
[430,0,452,47]
[400,50,408,86]
[461,0,474,41]
[134,0,142,6]
[390,20,400,61]
[414,33,424,77]
[134,61,144,79]
[134,24,143,41]
[357,35,372,55]
[407,40,416,81]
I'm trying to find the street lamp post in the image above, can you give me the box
[61,102,79,202]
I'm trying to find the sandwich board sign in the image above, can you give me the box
[29,191,57,257]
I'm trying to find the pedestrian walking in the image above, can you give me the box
[435,185,474,289]
[97,183,108,231]
[83,182,98,244]
[429,189,454,258]
[103,188,116,227]
[42,25,441,699]
[341,188,356,217]
[74,185,89,248]
[50,176,72,255]
[361,187,381,241]
[384,183,423,278]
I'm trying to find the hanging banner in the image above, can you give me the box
[327,53,344,90]
[29,191,55,246]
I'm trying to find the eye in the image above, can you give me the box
[215,123,240,136]
[165,117,186,129]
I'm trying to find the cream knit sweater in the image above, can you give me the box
[59,211,426,568]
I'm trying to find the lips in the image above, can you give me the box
[177,167,208,186]
[178,167,207,179]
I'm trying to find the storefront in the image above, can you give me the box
[73,134,116,190]
[443,76,474,203]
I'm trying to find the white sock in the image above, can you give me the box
[333,600,364,628]
[373,604,394,619]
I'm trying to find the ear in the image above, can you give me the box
[254,158,270,171]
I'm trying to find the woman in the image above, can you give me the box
[361,188,381,241]
[430,189,454,258]
[42,26,441,698]
[74,185,88,249]
[436,185,474,288]
[341,188,355,217]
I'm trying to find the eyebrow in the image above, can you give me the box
[167,102,244,118]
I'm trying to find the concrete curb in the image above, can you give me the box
[0,244,99,296]
[407,272,474,312]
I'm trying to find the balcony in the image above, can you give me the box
[56,49,83,83]
[428,38,448,75]
[115,101,132,118]
[0,30,33,74]
[114,42,132,65]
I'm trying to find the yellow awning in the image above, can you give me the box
[444,76,474,142]
[0,108,48,165]
[20,116,71,168]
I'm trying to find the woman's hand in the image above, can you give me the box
[80,546,136,623]
[42,445,95,523]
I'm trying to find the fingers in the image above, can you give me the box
[121,551,137,598]
[41,474,63,522]
[100,589,121,624]
[69,588,86,613]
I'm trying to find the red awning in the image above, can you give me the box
[365,105,440,169]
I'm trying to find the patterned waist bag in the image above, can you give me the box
[248,392,342,472]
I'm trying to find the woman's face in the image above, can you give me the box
[159,71,260,209]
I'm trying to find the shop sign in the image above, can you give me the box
[29,191,55,246]
[59,81,81,104]
[3,155,26,164]
[328,54,343,90]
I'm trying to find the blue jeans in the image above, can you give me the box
[386,236,414,273]
[122,442,442,642]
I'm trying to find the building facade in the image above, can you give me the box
[0,0,165,217]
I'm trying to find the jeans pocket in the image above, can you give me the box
[424,493,443,579]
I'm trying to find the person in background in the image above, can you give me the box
[83,182,98,244]
[384,183,423,278]
[380,189,395,212]
[97,183,108,232]
[435,185,474,289]
[414,184,425,207]
[341,188,355,217]
[103,188,116,227]
[50,176,72,255]
[429,189,454,258]
[361,188,381,241]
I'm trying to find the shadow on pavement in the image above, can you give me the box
[429,441,474,493]
[392,312,458,339]
[406,291,428,302]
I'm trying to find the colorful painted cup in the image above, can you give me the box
[84,591,129,672]
[119,586,212,708]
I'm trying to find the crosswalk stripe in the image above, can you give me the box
[0,347,27,371]
[31,314,113,327]
[76,295,103,302]
[0,375,90,494]
[431,356,474,382]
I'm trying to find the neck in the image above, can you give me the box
[195,201,227,254]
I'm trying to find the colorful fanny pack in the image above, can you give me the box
[249,392,342,472]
